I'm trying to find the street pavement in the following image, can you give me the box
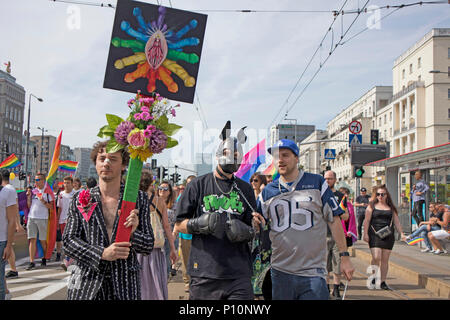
[5,240,448,300]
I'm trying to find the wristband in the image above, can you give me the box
[339,251,350,257]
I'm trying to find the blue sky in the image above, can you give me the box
[1,0,449,178]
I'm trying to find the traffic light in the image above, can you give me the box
[326,165,331,171]
[175,173,181,183]
[354,166,365,178]
[370,129,379,145]
[161,167,168,179]
[18,171,26,180]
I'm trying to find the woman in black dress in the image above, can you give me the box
[363,185,406,290]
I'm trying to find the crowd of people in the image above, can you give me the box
[1,130,449,300]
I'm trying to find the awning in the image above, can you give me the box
[365,142,450,169]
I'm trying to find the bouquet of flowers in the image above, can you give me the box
[97,91,181,241]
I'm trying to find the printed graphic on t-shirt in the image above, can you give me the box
[202,191,244,215]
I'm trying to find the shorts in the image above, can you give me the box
[431,229,450,240]
[326,238,341,275]
[27,218,48,241]
[189,277,253,300]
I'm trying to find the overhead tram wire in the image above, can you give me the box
[283,1,370,117]
[266,0,350,130]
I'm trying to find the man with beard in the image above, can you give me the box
[174,121,264,300]
[63,141,153,300]
[256,140,354,300]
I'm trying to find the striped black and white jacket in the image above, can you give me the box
[63,185,154,300]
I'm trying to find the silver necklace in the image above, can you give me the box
[213,172,234,195]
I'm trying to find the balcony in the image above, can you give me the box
[401,126,408,132]
[394,129,400,135]
[389,81,424,103]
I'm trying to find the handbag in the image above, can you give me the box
[371,216,393,240]
[149,195,165,248]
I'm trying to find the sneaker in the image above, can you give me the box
[332,287,341,300]
[380,282,392,290]
[405,235,412,242]
[5,270,18,278]
[434,249,442,255]
[339,282,345,290]
[170,268,177,277]
[25,262,35,270]
[421,248,431,253]
[40,258,46,266]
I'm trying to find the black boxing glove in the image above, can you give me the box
[187,212,219,235]
[225,216,255,243]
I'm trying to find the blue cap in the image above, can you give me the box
[268,139,299,157]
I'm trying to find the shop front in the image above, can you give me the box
[366,142,450,234]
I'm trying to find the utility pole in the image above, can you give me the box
[37,126,47,173]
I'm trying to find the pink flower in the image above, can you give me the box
[143,97,154,105]
[78,189,91,208]
[128,129,148,148]
[140,106,149,113]
[134,113,142,121]
[143,125,156,138]
[127,99,135,106]
[170,108,176,117]
[141,112,152,121]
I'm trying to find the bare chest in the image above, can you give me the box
[101,197,119,239]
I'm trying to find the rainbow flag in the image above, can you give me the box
[58,160,78,173]
[43,130,62,260]
[46,130,62,187]
[0,153,21,169]
[263,162,280,181]
[340,196,348,210]
[407,237,424,245]
[235,139,266,183]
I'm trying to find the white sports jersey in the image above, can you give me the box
[257,171,343,279]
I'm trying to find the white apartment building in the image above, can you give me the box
[298,130,327,174]
[323,86,393,193]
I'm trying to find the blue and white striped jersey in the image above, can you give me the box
[257,170,344,278]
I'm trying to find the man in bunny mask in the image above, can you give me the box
[174,121,264,300]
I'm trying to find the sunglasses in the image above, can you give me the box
[251,179,259,183]
[158,186,169,191]
[376,193,386,197]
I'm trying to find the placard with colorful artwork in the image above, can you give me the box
[104,0,207,104]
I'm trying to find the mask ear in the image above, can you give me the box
[219,121,231,141]
[237,126,247,144]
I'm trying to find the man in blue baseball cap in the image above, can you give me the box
[255,139,354,300]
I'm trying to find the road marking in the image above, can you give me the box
[7,271,68,284]
[13,276,69,300]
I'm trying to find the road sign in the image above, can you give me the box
[324,149,336,160]
[349,121,362,134]
[349,134,362,147]
[351,144,388,165]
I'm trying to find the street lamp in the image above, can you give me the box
[284,114,298,146]
[25,93,43,184]
[429,70,448,74]
[37,126,48,173]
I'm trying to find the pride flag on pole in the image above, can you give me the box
[235,139,266,183]
[0,153,21,169]
[43,130,62,259]
[263,162,280,181]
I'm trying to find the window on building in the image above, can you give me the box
[448,89,450,99]
[390,112,392,121]
[448,130,450,142]
[402,69,405,79]
[418,57,421,68]
[448,108,450,119]
[409,64,413,74]
[384,114,387,124]
[448,48,450,58]
[378,117,381,126]
[372,120,375,128]
[418,75,421,82]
